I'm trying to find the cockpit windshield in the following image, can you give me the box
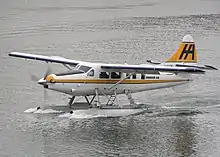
[78,65,91,73]
[55,65,92,76]
[55,70,84,76]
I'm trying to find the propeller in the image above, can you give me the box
[30,64,52,106]
[43,87,49,105]
[44,64,52,80]
[31,74,39,82]
[42,64,52,105]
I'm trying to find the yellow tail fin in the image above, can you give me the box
[167,35,197,63]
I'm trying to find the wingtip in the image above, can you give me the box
[8,52,13,56]
[204,65,218,70]
[8,51,18,57]
[8,51,18,56]
[185,67,205,74]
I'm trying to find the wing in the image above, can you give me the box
[101,64,205,74]
[9,52,85,66]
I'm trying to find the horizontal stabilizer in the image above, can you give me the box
[204,65,218,70]
[175,64,217,70]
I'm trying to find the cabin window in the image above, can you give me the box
[132,74,136,79]
[87,69,94,76]
[126,73,131,79]
[141,74,145,79]
[145,76,156,79]
[78,65,91,73]
[111,72,121,79]
[99,72,109,78]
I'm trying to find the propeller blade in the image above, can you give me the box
[31,74,39,82]
[44,64,52,80]
[44,88,49,104]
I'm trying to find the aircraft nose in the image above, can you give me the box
[37,74,55,85]
[37,78,47,85]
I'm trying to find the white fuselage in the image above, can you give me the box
[41,64,191,96]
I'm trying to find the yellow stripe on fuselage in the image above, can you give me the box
[49,79,188,84]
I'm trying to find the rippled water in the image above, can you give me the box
[1,0,220,156]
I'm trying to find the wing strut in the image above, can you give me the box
[108,73,134,90]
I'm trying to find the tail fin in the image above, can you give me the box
[167,35,197,63]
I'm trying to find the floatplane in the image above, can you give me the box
[9,35,217,112]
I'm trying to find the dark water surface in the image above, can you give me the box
[1,0,220,156]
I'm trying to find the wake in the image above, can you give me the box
[23,102,209,119]
[24,106,146,118]
[59,108,145,119]
[24,107,64,114]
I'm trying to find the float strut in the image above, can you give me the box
[95,88,101,108]
[85,95,96,106]
[114,90,119,106]
[68,96,75,106]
